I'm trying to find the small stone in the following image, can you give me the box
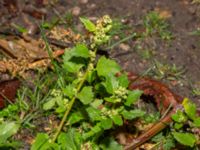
[72,6,81,16]
[89,3,96,9]
[119,43,130,51]
[80,0,88,4]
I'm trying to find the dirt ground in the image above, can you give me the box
[66,0,200,106]
[0,0,200,104]
[1,0,200,149]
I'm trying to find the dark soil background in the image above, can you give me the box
[0,0,200,105]
[0,0,200,149]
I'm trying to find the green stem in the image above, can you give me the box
[52,48,97,142]
[106,32,137,49]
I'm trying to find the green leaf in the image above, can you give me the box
[90,99,103,109]
[118,74,129,88]
[151,132,164,142]
[43,98,56,110]
[104,74,119,94]
[193,117,200,127]
[182,98,197,120]
[86,106,101,121]
[77,86,94,105]
[163,137,175,150]
[100,137,123,150]
[174,123,183,129]
[86,70,97,83]
[68,111,85,125]
[111,115,123,126]
[82,123,102,140]
[41,22,52,29]
[31,133,49,150]
[73,44,90,58]
[80,17,96,32]
[104,97,121,103]
[121,109,145,120]
[12,23,27,33]
[96,56,121,77]
[0,122,20,143]
[63,84,76,98]
[63,49,73,61]
[58,130,81,150]
[172,132,196,147]
[125,90,143,106]
[100,118,113,130]
[63,61,83,73]
[171,110,187,123]
[62,50,84,73]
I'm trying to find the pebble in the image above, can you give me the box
[119,43,130,51]
[72,6,81,16]
[80,0,88,4]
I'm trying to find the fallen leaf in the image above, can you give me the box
[0,79,21,108]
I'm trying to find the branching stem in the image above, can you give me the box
[52,48,97,142]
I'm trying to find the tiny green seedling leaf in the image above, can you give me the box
[193,117,200,127]
[125,90,143,106]
[80,17,96,32]
[171,110,187,123]
[77,86,94,105]
[172,132,196,147]
[182,98,197,120]
[96,56,121,77]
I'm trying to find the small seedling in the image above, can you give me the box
[149,60,185,80]
[143,11,172,40]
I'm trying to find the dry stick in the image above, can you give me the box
[124,107,178,150]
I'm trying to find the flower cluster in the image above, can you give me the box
[91,15,112,48]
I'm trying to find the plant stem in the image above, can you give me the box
[52,48,97,142]
[106,32,137,49]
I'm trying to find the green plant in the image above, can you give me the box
[171,98,200,147]
[30,15,145,149]
[150,98,200,149]
[190,28,200,36]
[143,11,172,40]
[149,60,185,80]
